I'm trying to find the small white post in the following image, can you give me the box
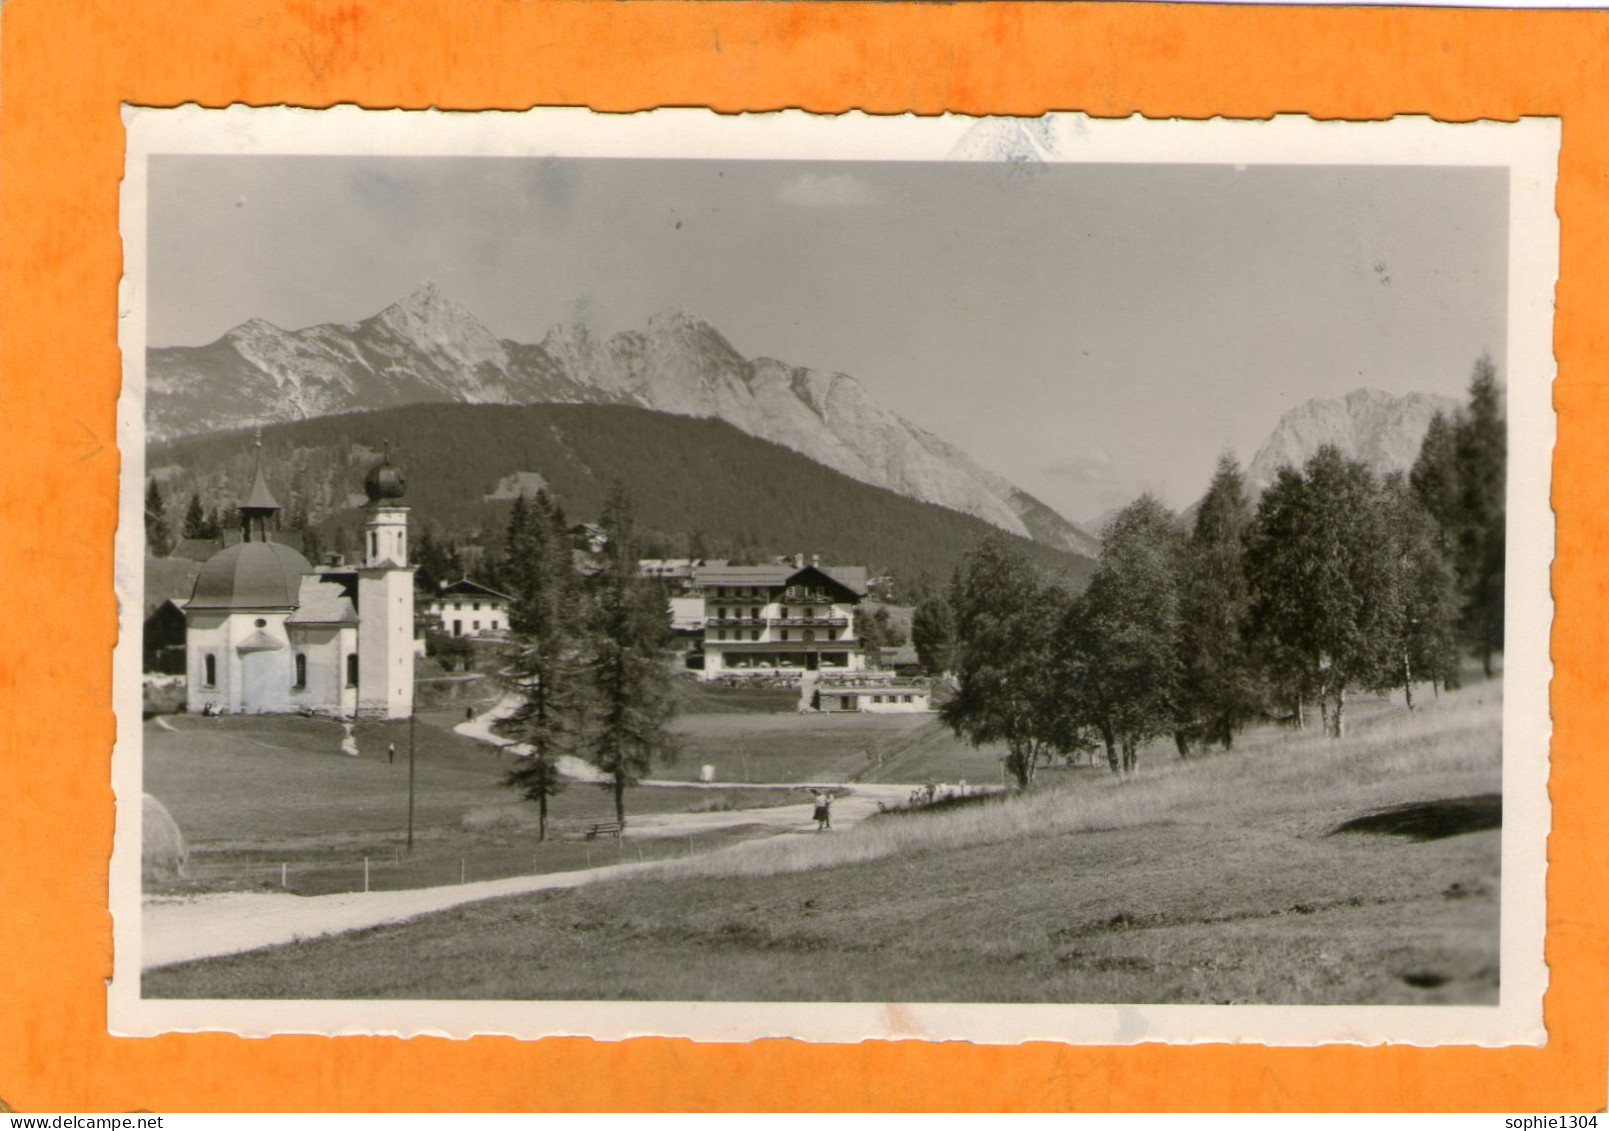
[281,862,287,888]
[364,856,370,893]
[460,859,466,885]
[585,846,592,867]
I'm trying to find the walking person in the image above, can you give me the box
[387,742,396,765]
[811,788,833,832]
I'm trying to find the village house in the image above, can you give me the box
[677,555,870,679]
[421,578,513,638]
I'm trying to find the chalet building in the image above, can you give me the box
[181,445,415,719]
[422,578,513,638]
[680,555,870,679]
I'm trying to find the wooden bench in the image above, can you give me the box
[584,822,622,840]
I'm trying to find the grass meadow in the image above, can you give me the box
[145,679,1502,1004]
[144,695,998,896]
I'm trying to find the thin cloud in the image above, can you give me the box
[774,172,882,209]
[1040,447,1116,485]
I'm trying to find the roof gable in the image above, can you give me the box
[436,578,514,602]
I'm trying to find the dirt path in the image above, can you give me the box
[142,859,656,970]
[142,786,905,970]
[143,704,924,970]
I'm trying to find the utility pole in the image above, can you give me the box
[406,710,416,853]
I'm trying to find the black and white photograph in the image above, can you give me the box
[111,109,1556,1044]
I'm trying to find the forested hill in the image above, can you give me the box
[147,403,1096,591]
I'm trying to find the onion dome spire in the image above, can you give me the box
[363,440,408,504]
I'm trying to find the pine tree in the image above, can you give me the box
[911,593,958,678]
[941,536,1067,788]
[503,491,584,841]
[1055,495,1184,775]
[144,480,174,557]
[1177,454,1260,750]
[1379,473,1462,704]
[1455,354,1506,676]
[1245,447,1396,737]
[182,493,210,540]
[582,481,679,830]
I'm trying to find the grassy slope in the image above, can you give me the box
[146,681,1503,1004]
[663,711,991,785]
[146,713,830,895]
[145,699,1004,895]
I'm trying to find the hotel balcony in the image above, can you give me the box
[706,615,849,628]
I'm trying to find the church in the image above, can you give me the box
[183,447,415,719]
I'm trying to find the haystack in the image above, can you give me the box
[142,793,189,885]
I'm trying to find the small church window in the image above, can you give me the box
[370,532,378,559]
[346,653,359,687]
[293,654,307,689]
[203,654,217,687]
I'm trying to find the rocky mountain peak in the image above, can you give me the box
[148,290,1098,559]
[222,317,286,344]
[1247,386,1461,493]
[373,281,506,371]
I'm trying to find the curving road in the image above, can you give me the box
[141,702,924,970]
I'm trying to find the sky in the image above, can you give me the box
[148,155,1509,522]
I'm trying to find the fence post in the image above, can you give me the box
[364,856,370,893]
[460,859,466,885]
[281,862,287,888]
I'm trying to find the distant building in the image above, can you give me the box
[677,555,870,679]
[422,578,514,638]
[639,558,700,586]
[143,598,189,675]
[570,522,608,555]
[181,443,414,718]
[815,671,932,713]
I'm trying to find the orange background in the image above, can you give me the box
[1,0,1604,1112]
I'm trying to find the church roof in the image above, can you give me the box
[241,465,280,512]
[286,575,360,626]
[187,541,311,610]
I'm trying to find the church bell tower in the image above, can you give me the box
[356,446,415,718]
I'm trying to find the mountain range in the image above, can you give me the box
[148,284,1099,557]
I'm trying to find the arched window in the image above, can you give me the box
[203,654,217,687]
[293,654,307,689]
[346,653,359,688]
[369,531,378,560]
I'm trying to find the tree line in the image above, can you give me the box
[922,358,1507,787]
[496,481,680,839]
[147,402,1095,594]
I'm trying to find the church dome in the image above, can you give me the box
[364,456,407,503]
[187,541,311,610]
